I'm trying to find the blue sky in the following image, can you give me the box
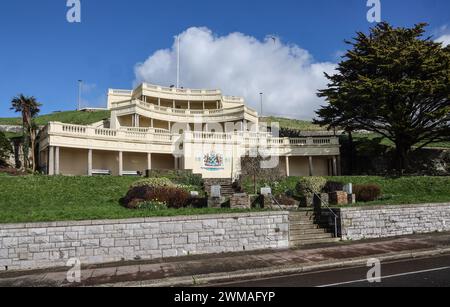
[0,0,449,118]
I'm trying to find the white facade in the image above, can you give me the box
[39,83,341,179]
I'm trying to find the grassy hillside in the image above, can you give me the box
[260,116,325,131]
[0,110,110,127]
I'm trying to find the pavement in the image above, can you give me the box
[214,253,450,287]
[1,232,450,287]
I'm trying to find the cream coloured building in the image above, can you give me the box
[38,83,341,179]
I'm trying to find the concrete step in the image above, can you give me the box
[289,216,316,222]
[289,220,319,226]
[289,224,321,231]
[290,228,329,235]
[290,232,334,241]
[290,237,341,246]
[289,210,314,216]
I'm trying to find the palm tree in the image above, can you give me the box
[10,95,41,172]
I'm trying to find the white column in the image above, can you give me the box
[55,147,60,175]
[173,100,176,109]
[158,97,161,106]
[285,156,290,177]
[119,151,123,176]
[202,101,205,110]
[333,156,338,176]
[48,146,55,176]
[309,156,314,177]
[136,114,140,127]
[188,101,191,110]
[87,149,93,176]
[150,118,154,128]
[147,153,152,170]
[168,121,171,131]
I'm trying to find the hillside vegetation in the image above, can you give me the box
[0,110,110,127]
[260,116,325,131]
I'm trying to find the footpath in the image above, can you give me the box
[1,232,450,287]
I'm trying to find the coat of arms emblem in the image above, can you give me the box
[202,152,224,171]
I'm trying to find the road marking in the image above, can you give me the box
[318,266,450,287]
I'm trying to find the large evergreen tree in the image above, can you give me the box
[316,22,450,172]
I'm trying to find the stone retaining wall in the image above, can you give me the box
[0,212,289,271]
[340,203,450,240]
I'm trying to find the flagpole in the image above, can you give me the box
[176,35,180,88]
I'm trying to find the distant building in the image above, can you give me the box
[38,83,340,179]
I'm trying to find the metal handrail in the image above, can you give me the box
[269,194,283,211]
[311,191,339,239]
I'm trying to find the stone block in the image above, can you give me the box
[230,194,251,209]
[329,191,348,205]
[347,194,356,204]
[140,239,158,250]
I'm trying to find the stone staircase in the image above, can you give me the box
[203,178,234,198]
[289,210,340,246]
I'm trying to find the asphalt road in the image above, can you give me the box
[211,254,450,287]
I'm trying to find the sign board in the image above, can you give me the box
[190,191,199,198]
[343,183,353,195]
[261,187,272,196]
[211,185,221,198]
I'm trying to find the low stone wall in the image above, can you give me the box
[0,212,289,271]
[340,203,450,240]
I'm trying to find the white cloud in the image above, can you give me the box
[134,27,336,120]
[434,25,450,46]
[436,34,450,46]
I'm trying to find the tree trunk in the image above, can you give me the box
[348,130,354,175]
[22,133,29,170]
[30,128,36,172]
[253,175,257,195]
[394,141,411,175]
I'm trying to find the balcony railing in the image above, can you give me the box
[112,99,259,118]
[47,122,339,148]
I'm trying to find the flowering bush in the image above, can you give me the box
[136,201,168,211]
[131,177,174,189]
[121,185,191,209]
[296,177,327,197]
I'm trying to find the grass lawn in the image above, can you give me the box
[0,176,255,224]
[243,176,450,207]
[0,110,111,127]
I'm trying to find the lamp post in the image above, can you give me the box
[77,80,83,111]
[260,92,264,117]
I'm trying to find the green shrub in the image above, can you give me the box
[296,177,327,197]
[353,184,382,202]
[131,177,174,188]
[145,170,203,186]
[121,185,191,209]
[324,181,345,193]
[0,131,12,167]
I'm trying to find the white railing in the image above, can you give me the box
[112,99,258,120]
[142,83,222,96]
[47,122,339,147]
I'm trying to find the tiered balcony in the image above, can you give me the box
[42,122,340,157]
[111,99,259,123]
